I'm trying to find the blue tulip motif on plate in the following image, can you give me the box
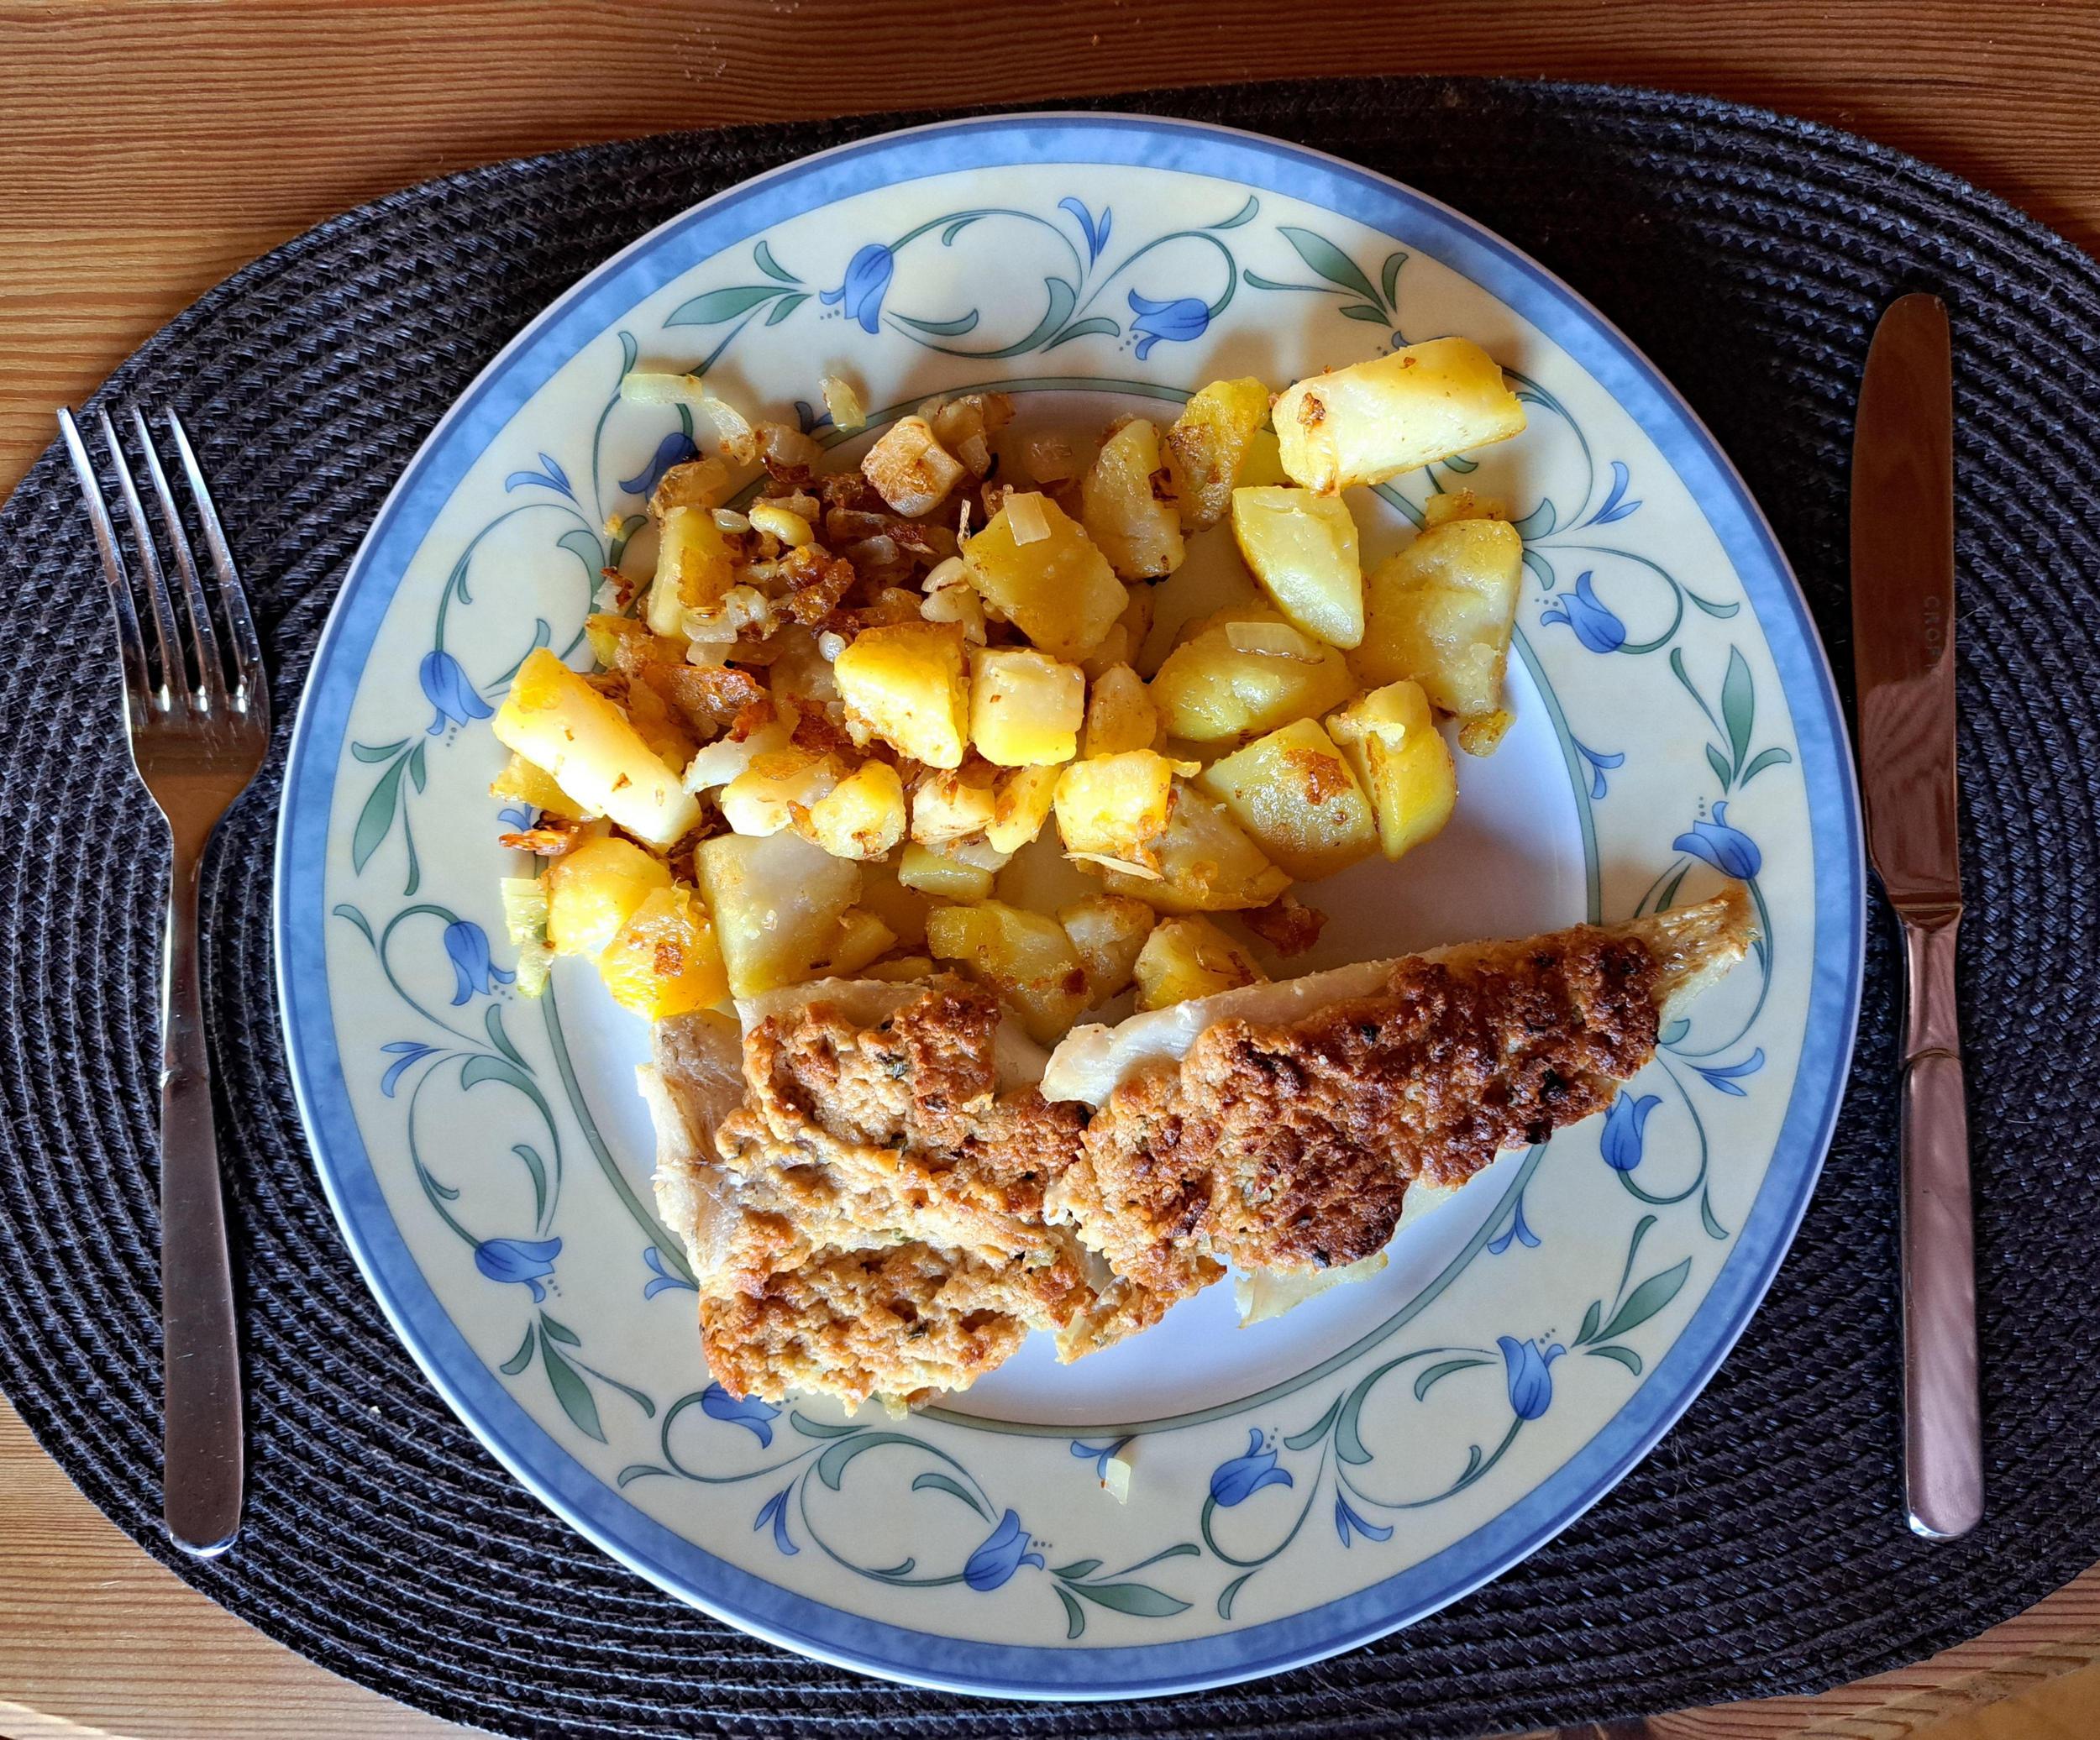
[700,1381,780,1447]
[419,648,491,736]
[475,1236,561,1302]
[1673,800,1762,879]
[963,1509,1046,1592]
[821,244,895,333]
[1538,571,1628,654]
[1600,1091,1663,1172]
[1497,1335,1566,1422]
[1210,1430,1293,1507]
[443,918,513,1005]
[1126,291,1210,359]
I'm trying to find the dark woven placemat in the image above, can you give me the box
[3,76,2097,1740]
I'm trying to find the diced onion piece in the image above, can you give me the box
[656,455,732,511]
[500,875,549,942]
[816,631,848,662]
[1223,619,1326,663]
[683,585,772,644]
[694,392,758,463]
[498,876,554,998]
[821,374,867,432]
[958,432,991,477]
[1067,851,1164,881]
[756,422,820,469]
[921,555,969,594]
[1025,435,1075,482]
[1005,490,1052,546]
[947,836,1013,873]
[711,508,751,533]
[921,581,988,645]
[619,370,706,409]
[1100,1448,1132,1504]
[748,501,813,547]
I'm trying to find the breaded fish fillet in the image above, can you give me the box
[647,890,1752,1407]
[644,977,1171,1407]
[1042,889,1754,1308]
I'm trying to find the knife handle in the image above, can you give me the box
[1898,906,1981,1540]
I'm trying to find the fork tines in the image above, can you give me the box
[58,406,266,727]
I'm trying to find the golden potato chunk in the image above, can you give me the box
[1457,710,1515,757]
[855,859,932,948]
[963,496,1130,662]
[545,836,672,959]
[833,621,971,769]
[1081,663,1159,757]
[861,954,936,983]
[1056,893,1156,1004]
[596,886,729,1019]
[821,908,899,977]
[1080,589,1152,682]
[1195,716,1378,882]
[926,900,1092,1044]
[1134,915,1267,1011]
[1329,681,1458,861]
[695,829,862,998]
[648,456,731,517]
[861,414,966,516]
[985,764,1061,854]
[1421,489,1509,528]
[1273,338,1527,495]
[1091,784,1289,914]
[490,752,587,823]
[969,647,1085,767]
[1081,417,1184,581]
[718,746,843,837]
[1352,517,1523,730]
[645,505,737,637]
[896,841,995,904]
[1147,606,1355,743]
[1163,377,1271,532]
[493,649,700,849]
[1230,485,1364,649]
[801,760,907,861]
[1053,750,1191,869]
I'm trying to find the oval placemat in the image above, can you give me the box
[2,77,2097,1740]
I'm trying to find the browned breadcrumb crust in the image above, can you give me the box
[1051,927,1660,1302]
[727,980,1082,1238]
[699,1242,1090,1407]
[687,981,1172,1406]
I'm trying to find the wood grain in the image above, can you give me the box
[3,3,2097,1736]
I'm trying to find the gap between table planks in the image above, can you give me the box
[4,3,2099,1736]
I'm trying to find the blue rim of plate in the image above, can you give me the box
[275,112,1866,1699]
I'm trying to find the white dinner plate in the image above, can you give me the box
[276,113,1863,1697]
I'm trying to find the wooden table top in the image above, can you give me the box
[4,4,2098,1736]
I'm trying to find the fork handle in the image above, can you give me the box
[160,841,243,1554]
[1898,905,1981,1541]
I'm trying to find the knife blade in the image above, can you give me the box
[1851,292,1980,1541]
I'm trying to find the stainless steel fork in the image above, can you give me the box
[59,406,270,1557]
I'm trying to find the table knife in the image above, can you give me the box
[1851,291,1980,1541]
